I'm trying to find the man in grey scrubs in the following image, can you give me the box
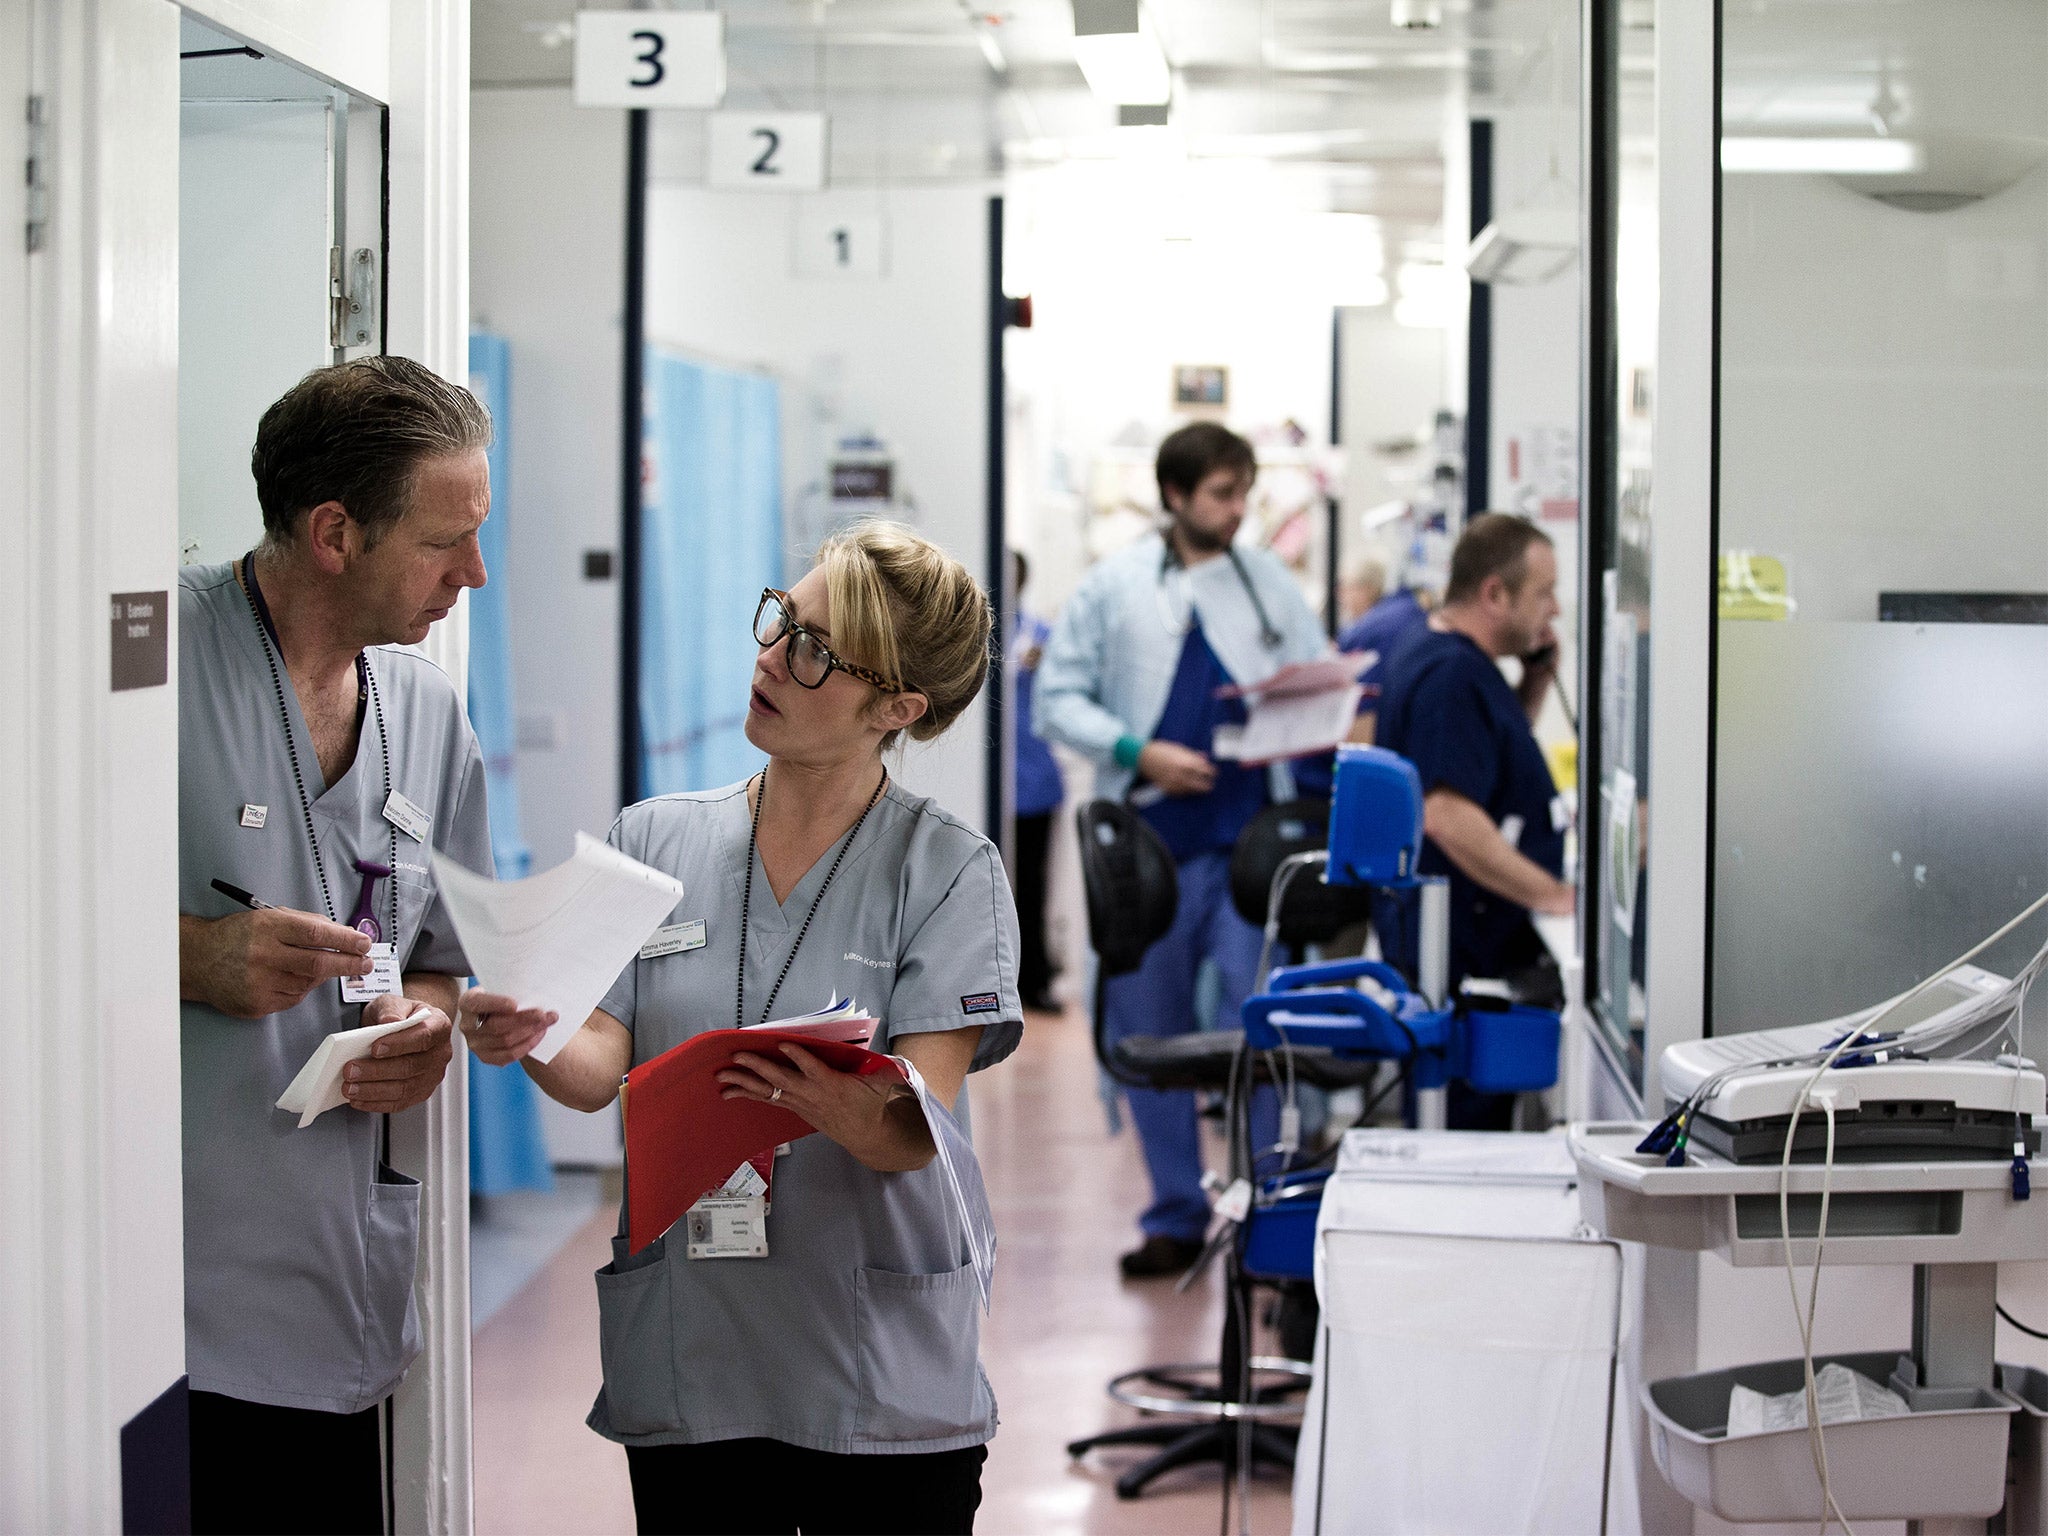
[177,357,495,1534]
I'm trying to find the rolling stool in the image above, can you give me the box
[1066,800,1378,1500]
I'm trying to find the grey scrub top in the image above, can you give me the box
[178,561,491,1414]
[589,779,1024,1454]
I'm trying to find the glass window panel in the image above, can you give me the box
[1713,0,2048,1034]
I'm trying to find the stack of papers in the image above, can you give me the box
[432,833,686,1063]
[1211,653,1375,765]
[743,996,876,1046]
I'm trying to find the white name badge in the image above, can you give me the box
[239,804,268,829]
[340,942,400,1004]
[640,919,707,959]
[382,790,432,843]
[686,1195,768,1259]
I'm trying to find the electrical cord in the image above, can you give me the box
[2000,1304,2048,1341]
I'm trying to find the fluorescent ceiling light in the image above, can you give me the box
[1720,137,1925,175]
[1072,0,1171,106]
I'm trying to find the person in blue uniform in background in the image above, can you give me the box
[1011,550,1065,1013]
[1372,513,1576,1127]
[1335,548,1432,743]
[1037,423,1329,1278]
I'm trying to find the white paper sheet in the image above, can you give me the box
[1210,652,1374,765]
[276,1012,423,1128]
[432,832,686,1063]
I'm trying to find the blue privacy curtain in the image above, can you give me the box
[639,349,784,797]
[464,333,552,1195]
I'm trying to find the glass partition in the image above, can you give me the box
[1711,0,2048,1032]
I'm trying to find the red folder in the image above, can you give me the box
[621,1029,905,1254]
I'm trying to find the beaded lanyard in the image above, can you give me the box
[736,765,888,1029]
[240,552,399,947]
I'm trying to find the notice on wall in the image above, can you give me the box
[573,11,725,109]
[709,113,827,192]
[1507,423,1579,521]
[110,591,168,692]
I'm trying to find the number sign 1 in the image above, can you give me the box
[708,113,828,192]
[793,211,885,279]
[574,11,725,109]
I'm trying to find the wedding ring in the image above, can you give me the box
[769,1086,784,1103]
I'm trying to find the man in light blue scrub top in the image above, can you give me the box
[1037,423,1329,1278]
[177,358,495,1534]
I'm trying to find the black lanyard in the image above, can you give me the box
[240,552,398,948]
[1161,539,1285,651]
[735,766,888,1029]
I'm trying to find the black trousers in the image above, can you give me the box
[1013,810,1055,1004]
[625,1439,986,1536]
[188,1389,382,1535]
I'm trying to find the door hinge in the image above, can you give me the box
[328,245,346,348]
[330,245,379,350]
[25,95,47,254]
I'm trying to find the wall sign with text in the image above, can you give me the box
[574,11,725,109]
[793,211,885,278]
[709,113,828,192]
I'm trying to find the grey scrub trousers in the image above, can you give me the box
[178,562,491,1525]
[589,780,1023,1522]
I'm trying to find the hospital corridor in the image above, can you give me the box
[9,1,2048,1534]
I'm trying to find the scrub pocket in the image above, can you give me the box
[361,1165,423,1389]
[853,1261,984,1443]
[595,1234,681,1436]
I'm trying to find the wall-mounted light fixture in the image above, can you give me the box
[1072,0,1171,106]
[1720,137,1925,175]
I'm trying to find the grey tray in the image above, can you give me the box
[1643,1350,2019,1523]
[2000,1363,2048,1535]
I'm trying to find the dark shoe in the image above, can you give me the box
[1120,1234,1205,1280]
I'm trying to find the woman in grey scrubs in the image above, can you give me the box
[463,522,1022,1535]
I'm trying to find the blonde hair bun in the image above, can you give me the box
[816,519,993,745]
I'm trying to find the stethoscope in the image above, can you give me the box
[1156,539,1285,652]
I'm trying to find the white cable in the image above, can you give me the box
[1780,1090,1850,1535]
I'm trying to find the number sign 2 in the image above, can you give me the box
[709,113,827,192]
[574,12,725,109]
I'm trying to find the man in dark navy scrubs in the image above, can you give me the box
[1373,514,1576,1053]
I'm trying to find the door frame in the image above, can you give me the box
[6,1,475,1528]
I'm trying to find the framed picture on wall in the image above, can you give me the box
[1172,364,1229,409]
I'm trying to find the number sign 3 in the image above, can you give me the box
[709,113,827,192]
[573,11,726,108]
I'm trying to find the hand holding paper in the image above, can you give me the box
[276,1010,427,1127]
[432,833,686,1063]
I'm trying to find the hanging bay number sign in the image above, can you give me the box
[709,112,828,193]
[573,11,726,109]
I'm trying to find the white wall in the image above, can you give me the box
[469,86,625,1168]
[1720,164,2048,618]
[178,98,332,565]
[642,181,994,833]
[470,88,625,875]
[6,1,183,1526]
